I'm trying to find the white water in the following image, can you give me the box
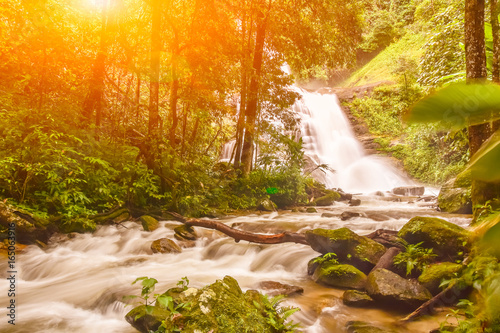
[297,90,411,193]
[0,200,470,333]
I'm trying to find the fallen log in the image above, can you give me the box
[168,212,309,245]
[364,229,404,249]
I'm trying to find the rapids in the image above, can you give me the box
[0,199,469,333]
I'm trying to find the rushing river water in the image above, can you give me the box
[0,197,470,333]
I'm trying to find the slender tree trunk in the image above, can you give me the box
[83,0,108,128]
[240,7,267,176]
[465,0,497,220]
[169,46,180,149]
[492,0,500,83]
[148,0,161,137]
[135,72,141,118]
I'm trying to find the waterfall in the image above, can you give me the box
[297,89,411,193]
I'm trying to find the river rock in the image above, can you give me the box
[92,208,130,224]
[321,212,336,218]
[151,238,182,254]
[306,207,318,213]
[366,268,432,310]
[392,186,425,196]
[342,290,374,307]
[306,228,386,273]
[257,281,304,296]
[313,263,367,289]
[349,198,361,206]
[126,276,288,333]
[140,215,159,232]
[0,201,52,244]
[398,216,471,261]
[438,177,472,214]
[314,191,341,206]
[256,198,277,211]
[346,321,395,333]
[341,211,363,220]
[174,225,198,241]
[418,262,463,295]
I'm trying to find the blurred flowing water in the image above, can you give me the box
[0,199,470,333]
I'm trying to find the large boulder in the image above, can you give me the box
[438,177,472,214]
[140,215,159,232]
[418,262,463,295]
[366,268,432,310]
[305,228,386,273]
[151,238,182,254]
[126,276,294,333]
[0,202,52,244]
[398,216,471,261]
[313,262,367,289]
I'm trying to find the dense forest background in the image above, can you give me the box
[0,0,489,224]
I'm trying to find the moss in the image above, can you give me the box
[93,208,130,224]
[313,263,367,289]
[314,191,341,206]
[140,215,159,232]
[398,216,471,261]
[418,262,462,295]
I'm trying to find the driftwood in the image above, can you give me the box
[400,283,470,322]
[168,212,309,245]
[370,247,402,273]
[365,229,404,249]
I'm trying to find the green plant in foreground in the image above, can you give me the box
[393,241,437,276]
[312,252,340,266]
[253,294,300,332]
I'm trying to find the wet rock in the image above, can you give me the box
[366,268,432,310]
[256,198,277,212]
[438,178,472,214]
[313,263,367,289]
[392,186,425,196]
[349,198,362,206]
[127,276,286,333]
[336,189,353,201]
[341,211,363,221]
[365,213,390,222]
[92,208,130,224]
[125,305,171,333]
[306,228,386,273]
[257,281,304,296]
[314,191,341,206]
[151,238,182,254]
[60,217,96,233]
[306,207,318,213]
[0,202,52,244]
[398,216,471,261]
[418,262,463,295]
[346,321,395,333]
[174,225,198,241]
[342,290,374,307]
[307,256,322,275]
[321,212,336,218]
[140,215,159,232]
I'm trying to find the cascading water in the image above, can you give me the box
[296,90,411,193]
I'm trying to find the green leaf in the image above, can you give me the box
[465,129,500,182]
[406,83,500,129]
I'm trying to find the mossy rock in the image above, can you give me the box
[174,225,198,241]
[342,290,375,307]
[127,276,291,333]
[60,217,96,233]
[313,263,367,289]
[418,262,463,295]
[92,208,130,224]
[366,268,432,311]
[256,198,277,212]
[438,178,472,214]
[314,191,341,206]
[151,238,182,254]
[125,305,171,333]
[305,228,386,273]
[140,215,159,232]
[398,216,471,261]
[306,207,318,213]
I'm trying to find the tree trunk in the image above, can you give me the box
[148,0,161,137]
[169,47,180,149]
[492,0,500,83]
[465,0,494,220]
[82,0,108,128]
[240,7,267,176]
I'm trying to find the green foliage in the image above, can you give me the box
[312,252,340,266]
[393,241,437,276]
[130,276,159,306]
[253,294,300,333]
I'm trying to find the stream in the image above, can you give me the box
[0,197,470,333]
[0,90,470,332]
